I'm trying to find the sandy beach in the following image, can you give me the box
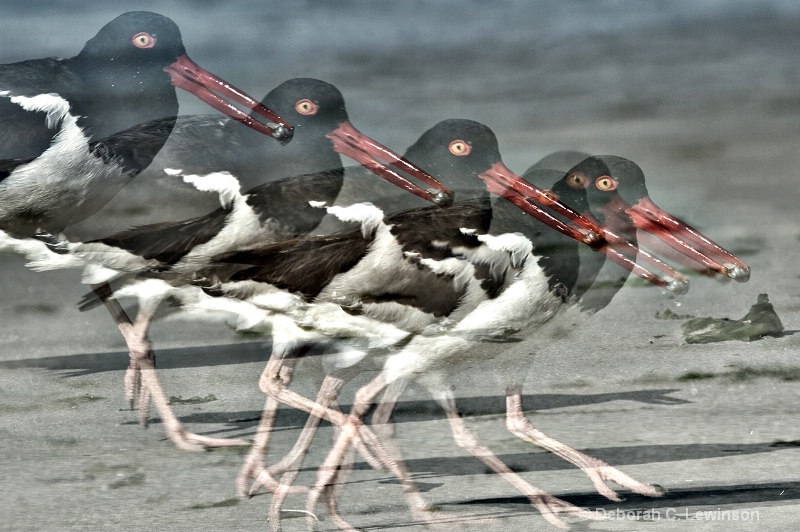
[1,1,799,530]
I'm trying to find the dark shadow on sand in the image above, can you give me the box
[0,341,270,375]
[130,387,690,431]
[456,480,800,515]
[346,441,795,477]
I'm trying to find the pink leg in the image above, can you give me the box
[266,372,352,530]
[91,284,249,451]
[505,386,665,501]
[243,360,365,532]
[304,374,434,530]
[257,351,386,472]
[127,300,159,425]
[238,396,284,495]
[90,283,147,409]
[371,377,408,440]
[438,392,596,529]
[346,377,410,497]
[321,425,359,531]
[243,343,384,497]
[238,359,305,497]
[90,282,160,418]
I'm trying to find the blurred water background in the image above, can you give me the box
[0,0,797,342]
[3,0,800,174]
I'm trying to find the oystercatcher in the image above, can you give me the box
[97,76,447,229]
[217,151,747,527]
[332,154,750,520]
[0,11,291,239]
[459,154,751,504]
[64,78,450,279]
[188,121,684,524]
[60,79,453,451]
[294,154,749,528]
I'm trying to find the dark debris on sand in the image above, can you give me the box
[681,294,784,344]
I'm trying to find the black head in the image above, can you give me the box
[76,12,187,70]
[69,12,189,139]
[261,78,349,137]
[518,155,651,304]
[69,12,294,156]
[524,150,593,214]
[559,155,648,304]
[563,155,648,217]
[510,164,592,300]
[233,78,350,182]
[569,155,749,284]
[402,119,503,199]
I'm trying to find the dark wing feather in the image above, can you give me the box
[204,199,495,316]
[386,197,492,259]
[88,166,345,267]
[144,114,238,176]
[90,208,230,266]
[384,197,509,306]
[89,116,178,175]
[207,228,468,317]
[0,58,78,166]
[243,168,344,235]
[207,230,372,301]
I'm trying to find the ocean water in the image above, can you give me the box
[3,0,800,163]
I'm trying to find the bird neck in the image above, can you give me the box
[66,54,179,142]
[228,125,345,191]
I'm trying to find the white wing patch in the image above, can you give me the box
[9,93,71,129]
[181,171,242,209]
[477,232,533,268]
[417,256,476,292]
[326,202,385,238]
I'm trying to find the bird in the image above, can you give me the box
[216,147,748,527]
[295,153,750,529]
[52,78,454,452]
[0,11,292,240]
[337,152,751,514]
[473,153,751,503]
[61,78,451,279]
[186,120,689,527]
[72,77,452,237]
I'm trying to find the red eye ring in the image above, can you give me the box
[133,32,156,49]
[595,175,618,191]
[295,99,319,116]
[448,139,471,156]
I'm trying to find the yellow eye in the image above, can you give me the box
[595,175,618,191]
[295,99,319,116]
[448,140,471,156]
[566,172,587,189]
[132,32,156,49]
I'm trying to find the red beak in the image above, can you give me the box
[327,120,454,206]
[623,195,750,282]
[480,162,690,293]
[165,54,293,144]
